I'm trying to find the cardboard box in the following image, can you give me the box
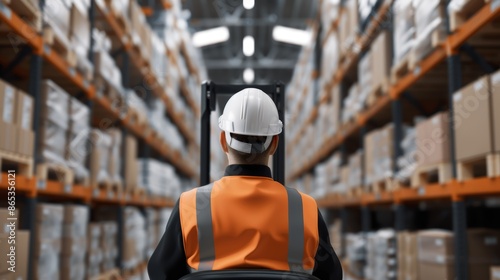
[372,30,392,93]
[416,112,451,167]
[125,135,138,191]
[61,237,87,256]
[0,79,16,124]
[467,229,500,280]
[17,129,34,157]
[15,230,29,280]
[417,230,454,262]
[63,205,89,224]
[69,3,90,58]
[0,122,17,152]
[0,209,18,234]
[15,90,33,130]
[418,262,455,280]
[0,234,9,274]
[491,70,500,152]
[454,75,493,161]
[492,266,500,280]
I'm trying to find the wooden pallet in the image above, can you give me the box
[366,78,389,107]
[411,162,452,187]
[457,153,500,181]
[346,187,363,197]
[0,0,42,31]
[91,269,123,280]
[0,150,33,177]
[36,163,74,186]
[370,178,392,194]
[449,0,489,32]
[391,53,412,84]
[43,25,77,67]
[94,179,123,198]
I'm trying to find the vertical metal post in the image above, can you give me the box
[394,204,406,231]
[116,206,125,271]
[392,99,403,174]
[29,54,43,167]
[453,200,468,280]
[88,0,96,63]
[273,82,285,185]
[340,208,348,258]
[359,126,367,188]
[200,82,212,186]
[361,206,371,234]
[447,54,461,179]
[22,197,37,280]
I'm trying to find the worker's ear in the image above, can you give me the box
[268,135,279,156]
[220,131,229,153]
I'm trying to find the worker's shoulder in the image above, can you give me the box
[180,183,214,199]
[283,185,318,208]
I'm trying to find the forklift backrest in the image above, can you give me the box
[179,270,320,280]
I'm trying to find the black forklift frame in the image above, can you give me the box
[200,81,286,186]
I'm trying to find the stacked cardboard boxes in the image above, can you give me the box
[467,229,500,279]
[395,126,418,184]
[364,124,394,187]
[453,75,494,165]
[347,150,363,190]
[123,207,147,270]
[415,112,451,169]
[137,159,182,199]
[417,230,455,280]
[101,221,118,272]
[346,233,367,278]
[0,80,35,157]
[412,0,447,63]
[86,223,103,278]
[315,152,342,195]
[338,0,359,57]
[67,98,90,183]
[392,0,415,70]
[365,230,397,280]
[358,51,373,105]
[33,203,64,280]
[61,205,89,280]
[89,129,123,191]
[342,83,360,124]
[0,209,29,280]
[397,231,419,280]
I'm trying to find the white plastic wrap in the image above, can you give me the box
[138,159,182,199]
[358,51,372,104]
[348,150,363,188]
[366,230,397,280]
[1,81,15,123]
[36,203,64,240]
[412,0,446,61]
[68,98,90,181]
[109,129,123,184]
[91,129,112,183]
[393,0,415,63]
[123,207,147,269]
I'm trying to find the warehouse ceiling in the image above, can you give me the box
[183,0,319,85]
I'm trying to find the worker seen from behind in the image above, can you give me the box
[148,88,343,280]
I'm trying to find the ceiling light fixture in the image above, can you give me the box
[243,36,255,57]
[192,26,230,47]
[243,68,255,84]
[272,25,312,46]
[243,0,255,10]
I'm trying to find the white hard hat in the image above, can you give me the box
[218,88,283,154]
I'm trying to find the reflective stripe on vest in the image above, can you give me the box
[192,184,311,273]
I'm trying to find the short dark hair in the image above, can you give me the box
[228,133,271,164]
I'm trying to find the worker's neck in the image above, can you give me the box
[227,155,270,166]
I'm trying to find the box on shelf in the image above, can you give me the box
[33,203,64,280]
[454,75,492,162]
[67,98,90,183]
[123,207,147,270]
[0,79,17,152]
[89,129,113,188]
[467,229,500,280]
[124,134,139,193]
[69,2,93,78]
[366,229,397,280]
[490,70,500,152]
[415,111,450,168]
[15,90,34,157]
[371,30,392,95]
[417,230,455,280]
[348,150,363,190]
[358,50,373,105]
[39,80,70,167]
[398,231,419,280]
[338,0,359,56]
[392,0,415,69]
[364,124,394,187]
[411,0,447,64]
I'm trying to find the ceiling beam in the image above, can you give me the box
[189,18,309,29]
[205,58,297,69]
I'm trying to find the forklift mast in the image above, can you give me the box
[200,81,286,186]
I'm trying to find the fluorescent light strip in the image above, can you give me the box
[272,25,312,46]
[243,0,255,10]
[192,26,230,47]
[243,68,254,84]
[243,36,255,57]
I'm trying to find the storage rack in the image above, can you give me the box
[0,0,197,278]
[287,1,500,280]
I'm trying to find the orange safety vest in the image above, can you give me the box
[179,175,319,273]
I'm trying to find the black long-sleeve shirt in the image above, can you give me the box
[148,165,343,280]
